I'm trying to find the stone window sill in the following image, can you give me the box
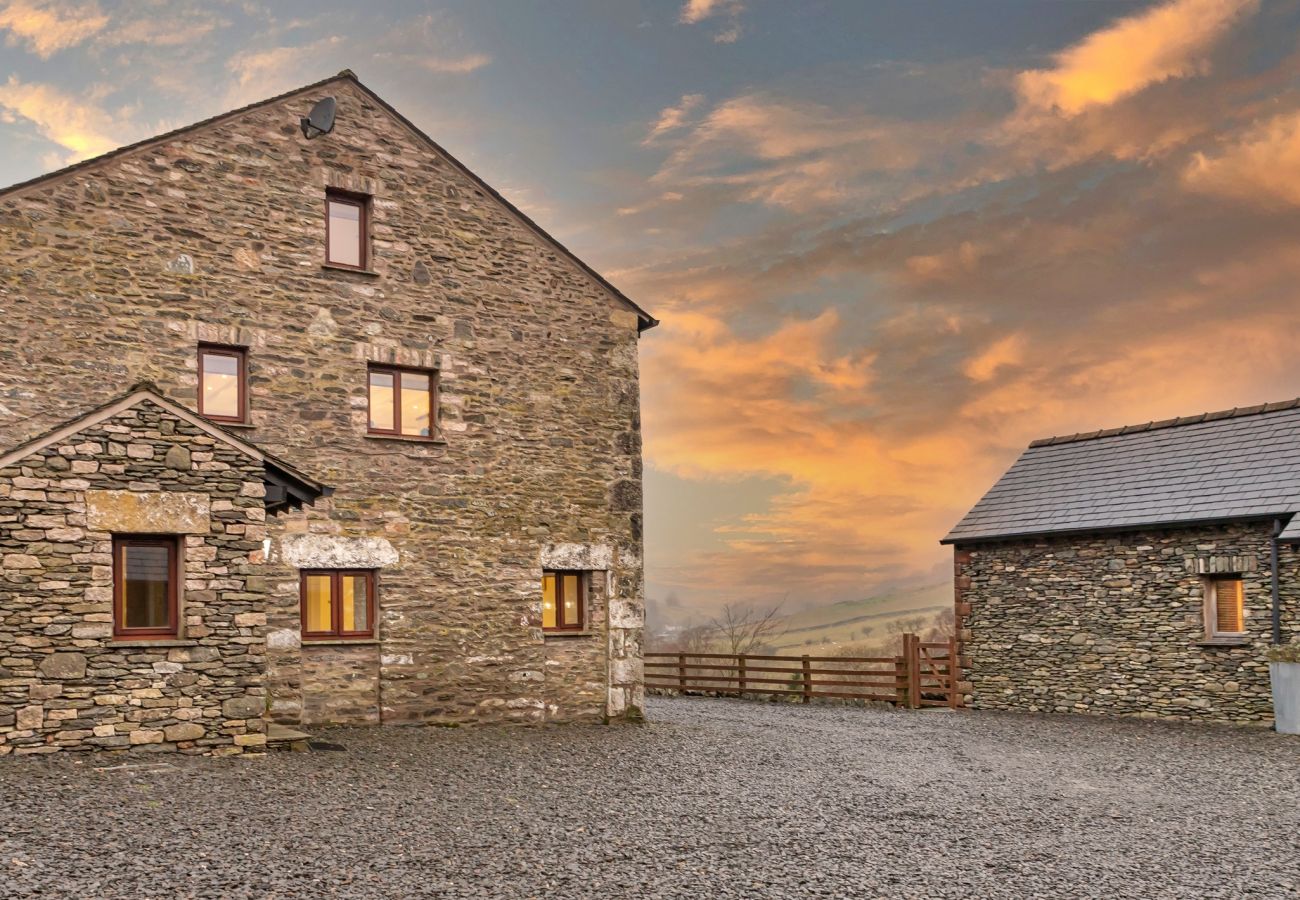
[363,433,447,446]
[544,630,597,639]
[1198,638,1250,648]
[302,639,381,647]
[215,421,256,430]
[321,263,380,277]
[108,639,198,649]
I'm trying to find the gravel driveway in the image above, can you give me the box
[1,696,1297,899]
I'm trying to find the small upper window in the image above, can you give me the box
[198,344,247,423]
[1205,576,1245,639]
[326,191,368,269]
[301,570,376,640]
[368,365,436,438]
[542,571,585,632]
[113,537,179,639]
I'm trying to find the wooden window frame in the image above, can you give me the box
[197,344,248,424]
[543,569,586,633]
[112,536,180,639]
[325,190,370,270]
[1204,576,1246,640]
[366,364,438,439]
[299,570,377,641]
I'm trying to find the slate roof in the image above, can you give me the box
[942,399,1300,544]
[0,384,332,514]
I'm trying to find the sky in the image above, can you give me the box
[3,0,1300,620]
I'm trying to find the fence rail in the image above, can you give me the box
[645,634,961,709]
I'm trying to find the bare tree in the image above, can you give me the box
[710,601,788,655]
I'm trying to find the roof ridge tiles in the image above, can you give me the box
[1027,396,1300,448]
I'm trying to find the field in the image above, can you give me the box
[765,581,950,653]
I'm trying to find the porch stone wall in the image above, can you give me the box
[0,402,269,755]
[955,521,1300,724]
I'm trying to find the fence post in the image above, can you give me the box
[678,652,687,694]
[948,636,960,709]
[738,654,747,698]
[895,648,908,707]
[801,655,812,704]
[905,634,921,709]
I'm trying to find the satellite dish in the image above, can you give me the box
[300,97,336,139]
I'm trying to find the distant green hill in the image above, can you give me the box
[765,582,951,653]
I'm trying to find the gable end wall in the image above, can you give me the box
[0,78,645,727]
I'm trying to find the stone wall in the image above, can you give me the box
[955,521,1300,723]
[0,73,646,727]
[0,402,268,755]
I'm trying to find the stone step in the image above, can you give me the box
[265,723,313,752]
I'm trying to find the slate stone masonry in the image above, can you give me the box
[955,521,1300,723]
[0,402,268,755]
[0,73,647,730]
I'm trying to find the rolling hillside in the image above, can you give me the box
[765,582,951,653]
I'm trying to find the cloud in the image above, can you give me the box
[679,0,745,44]
[1015,0,1258,116]
[414,53,491,74]
[0,76,131,166]
[0,0,108,58]
[679,0,742,25]
[225,36,343,102]
[1183,109,1300,206]
[644,93,704,144]
[963,334,1026,383]
[371,12,491,77]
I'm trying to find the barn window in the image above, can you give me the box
[1205,577,1245,639]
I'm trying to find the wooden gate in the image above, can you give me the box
[645,634,962,709]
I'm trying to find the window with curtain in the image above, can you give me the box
[325,191,368,269]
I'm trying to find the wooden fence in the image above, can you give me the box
[645,634,962,709]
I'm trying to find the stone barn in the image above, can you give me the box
[0,70,655,755]
[945,399,1300,724]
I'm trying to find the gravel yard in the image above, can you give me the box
[1,696,1298,899]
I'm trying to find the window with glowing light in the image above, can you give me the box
[542,571,585,632]
[300,570,376,640]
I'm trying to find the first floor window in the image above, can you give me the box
[198,344,247,423]
[542,570,585,632]
[1205,576,1245,639]
[301,570,376,639]
[368,365,436,438]
[113,536,179,638]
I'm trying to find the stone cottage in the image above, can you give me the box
[945,399,1300,724]
[0,70,655,755]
